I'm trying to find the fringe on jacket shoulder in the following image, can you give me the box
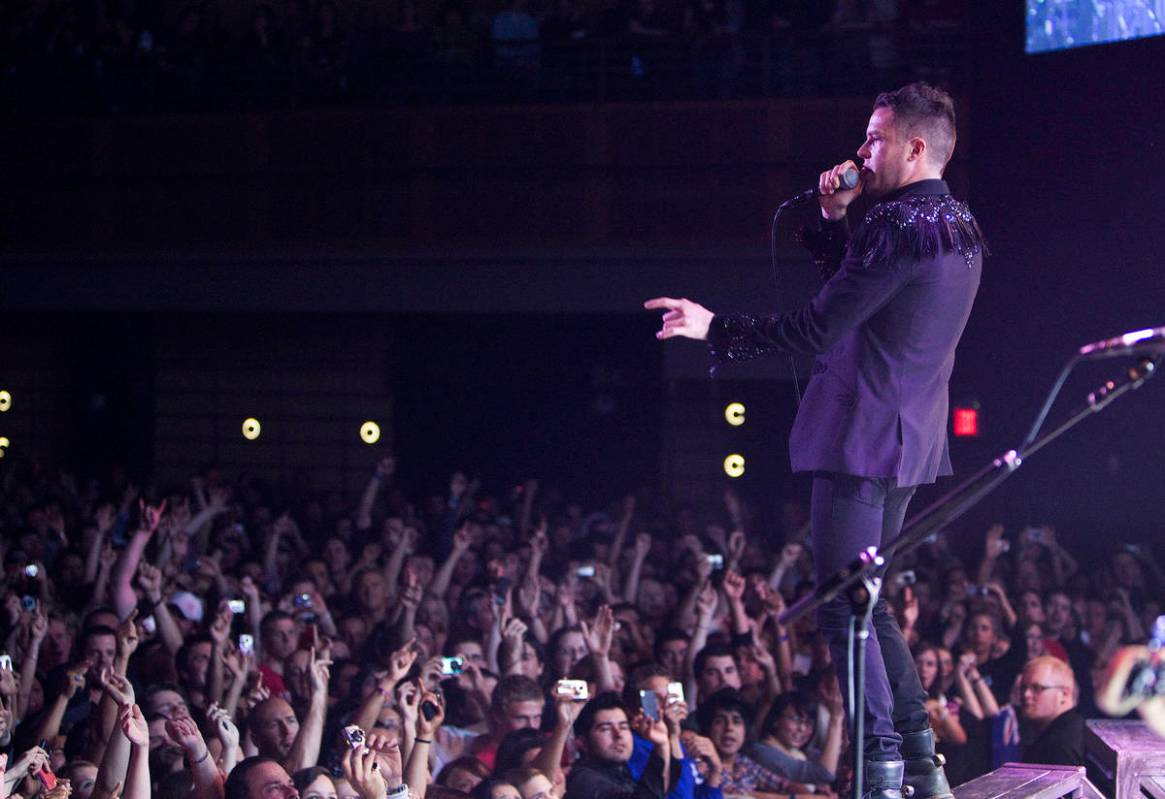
[847,194,988,270]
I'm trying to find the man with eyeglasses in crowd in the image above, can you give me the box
[1018,656,1084,766]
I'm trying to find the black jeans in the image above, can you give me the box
[810,472,929,761]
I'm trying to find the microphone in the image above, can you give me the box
[782,167,861,207]
[1077,327,1165,360]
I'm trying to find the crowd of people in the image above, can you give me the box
[0,451,1159,798]
[0,0,966,113]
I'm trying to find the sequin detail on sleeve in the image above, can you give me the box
[707,313,780,367]
[849,194,988,269]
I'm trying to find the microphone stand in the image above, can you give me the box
[768,195,809,407]
[779,355,1161,799]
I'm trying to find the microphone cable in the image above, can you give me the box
[768,167,859,409]
[770,195,804,408]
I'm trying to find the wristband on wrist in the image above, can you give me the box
[192,749,211,764]
[415,738,432,744]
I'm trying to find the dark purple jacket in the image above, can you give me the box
[708,179,985,487]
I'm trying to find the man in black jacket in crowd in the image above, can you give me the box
[1020,656,1085,766]
[565,692,673,799]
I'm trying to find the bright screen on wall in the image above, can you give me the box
[1027,0,1165,53]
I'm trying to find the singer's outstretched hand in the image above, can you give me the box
[644,297,714,341]
[818,159,864,220]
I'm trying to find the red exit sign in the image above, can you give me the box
[953,406,980,438]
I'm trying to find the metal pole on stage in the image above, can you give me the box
[778,354,1161,799]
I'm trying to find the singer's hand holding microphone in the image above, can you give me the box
[818,160,863,221]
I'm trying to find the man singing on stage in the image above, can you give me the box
[645,82,986,799]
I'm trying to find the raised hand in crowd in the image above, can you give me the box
[0,446,1151,799]
[631,709,671,778]
[98,667,135,707]
[500,617,529,676]
[285,645,331,772]
[118,704,150,799]
[135,562,183,654]
[207,702,241,775]
[580,605,616,692]
[3,746,50,799]
[166,715,224,798]
[680,731,723,788]
[722,570,750,636]
[345,728,405,799]
[405,684,444,798]
[726,529,746,571]
[621,532,652,604]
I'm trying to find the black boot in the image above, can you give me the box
[900,728,954,799]
[861,759,909,799]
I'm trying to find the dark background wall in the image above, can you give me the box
[1,0,1163,552]
[949,0,1165,549]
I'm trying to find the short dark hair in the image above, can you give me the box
[573,691,627,738]
[696,688,749,735]
[141,682,191,714]
[490,675,544,716]
[458,587,492,617]
[873,82,957,169]
[546,625,584,677]
[292,767,333,796]
[692,643,737,681]
[609,603,639,624]
[259,610,293,637]
[654,628,689,655]
[142,681,188,699]
[177,635,213,674]
[472,779,517,799]
[1044,587,1071,603]
[225,757,283,799]
[82,625,118,644]
[761,690,818,737]
[61,761,98,784]
[629,661,670,687]
[494,729,545,774]
[436,756,491,787]
[967,609,1003,638]
[80,606,118,631]
[156,769,197,799]
[497,633,544,674]
[444,633,484,658]
[622,662,671,710]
